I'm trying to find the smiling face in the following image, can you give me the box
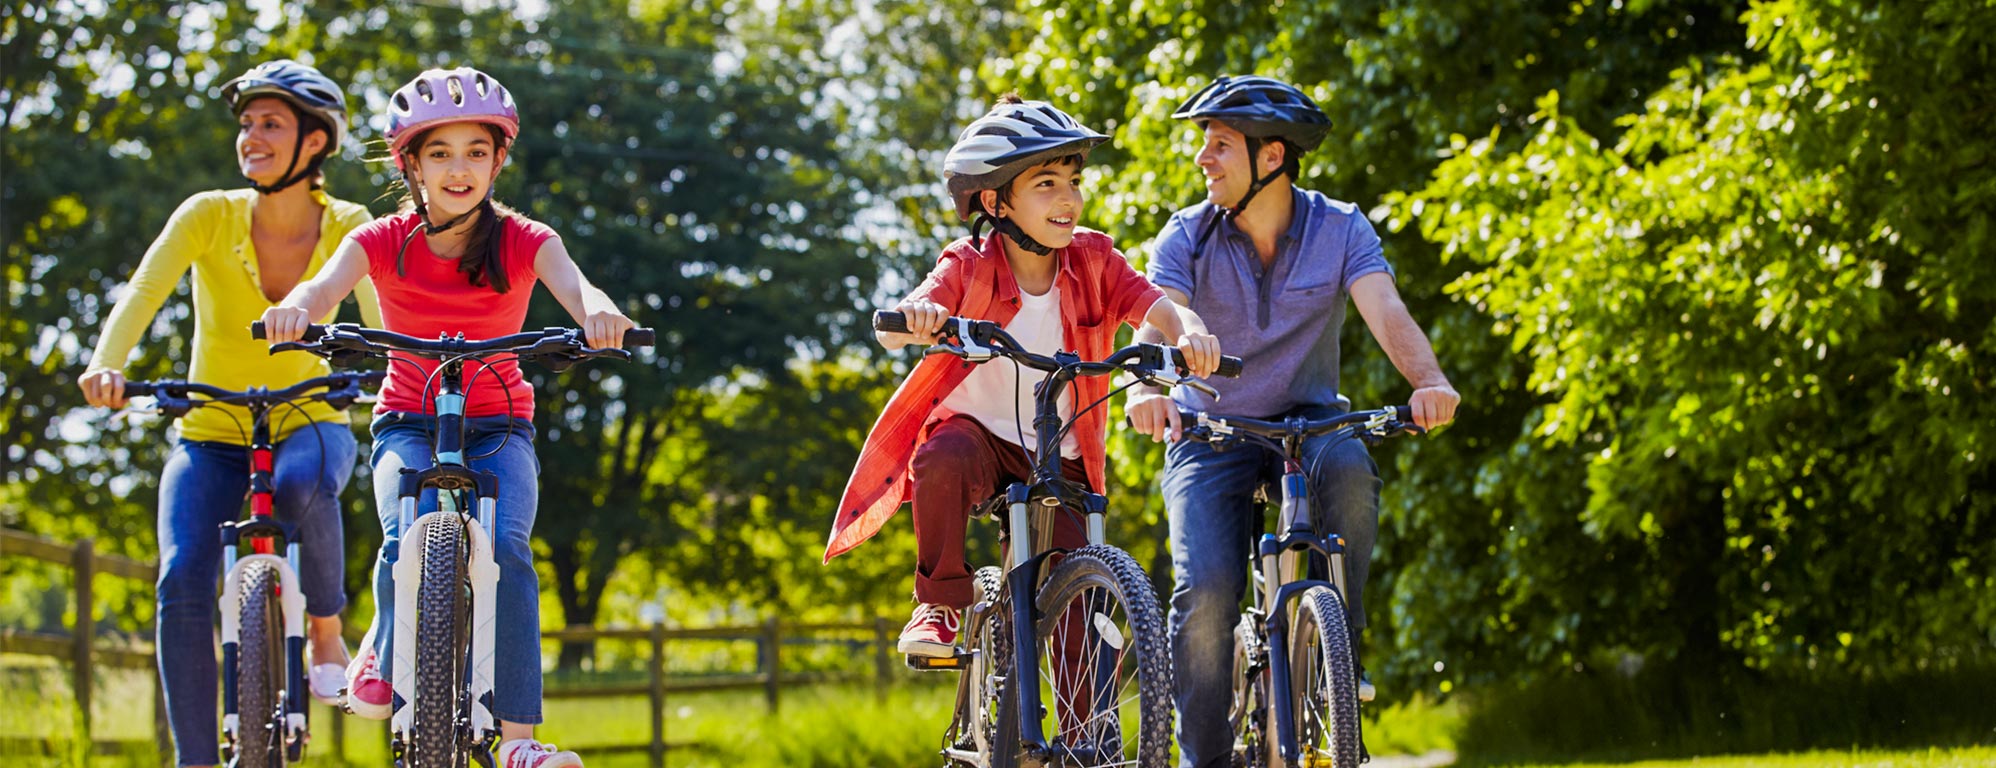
[1194,121,1279,209]
[982,157,1085,252]
[235,96,327,185]
[405,121,507,221]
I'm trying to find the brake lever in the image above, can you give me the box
[1141,366,1220,399]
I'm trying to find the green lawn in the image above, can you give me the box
[1495,746,1996,768]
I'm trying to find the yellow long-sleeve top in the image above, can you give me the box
[86,188,382,444]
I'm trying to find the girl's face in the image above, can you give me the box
[236,96,326,185]
[408,121,506,222]
[984,159,1085,253]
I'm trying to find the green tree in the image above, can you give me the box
[1387,0,1996,684]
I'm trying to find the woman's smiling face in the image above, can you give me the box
[236,96,325,185]
[409,121,506,220]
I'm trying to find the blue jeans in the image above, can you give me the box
[1162,405,1381,768]
[364,411,544,724]
[155,422,355,767]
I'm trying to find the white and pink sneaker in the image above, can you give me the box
[498,738,583,768]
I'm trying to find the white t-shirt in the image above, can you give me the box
[938,284,1081,459]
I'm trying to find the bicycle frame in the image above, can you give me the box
[131,373,377,763]
[1188,408,1414,767]
[387,358,504,762]
[217,401,311,756]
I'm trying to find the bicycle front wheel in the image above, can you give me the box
[235,560,286,767]
[1290,586,1361,767]
[1033,544,1173,768]
[412,519,471,767]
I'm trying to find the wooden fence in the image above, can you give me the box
[1,527,919,766]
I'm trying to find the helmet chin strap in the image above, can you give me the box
[247,129,327,195]
[1189,136,1285,263]
[395,170,487,277]
[968,210,1058,257]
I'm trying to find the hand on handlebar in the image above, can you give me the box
[1408,383,1459,431]
[879,299,947,349]
[1175,332,1222,379]
[1125,390,1182,444]
[257,306,314,344]
[582,309,637,352]
[78,368,128,409]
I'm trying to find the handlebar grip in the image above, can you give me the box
[123,381,157,397]
[250,322,326,342]
[873,310,910,334]
[623,328,656,350]
[1394,405,1412,422]
[1216,356,1244,378]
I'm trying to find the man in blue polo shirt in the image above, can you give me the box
[1127,75,1460,768]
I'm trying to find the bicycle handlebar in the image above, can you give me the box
[251,322,656,367]
[124,371,386,418]
[1177,406,1424,447]
[872,309,1245,379]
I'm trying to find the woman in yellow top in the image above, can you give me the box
[75,59,379,768]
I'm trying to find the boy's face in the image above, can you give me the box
[985,160,1084,252]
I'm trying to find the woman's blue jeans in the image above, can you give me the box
[155,422,354,767]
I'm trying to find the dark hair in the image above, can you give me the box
[394,123,516,294]
[989,153,1085,215]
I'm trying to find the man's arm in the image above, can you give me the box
[1349,272,1458,429]
[1128,287,1199,442]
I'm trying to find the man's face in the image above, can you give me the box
[1194,121,1264,209]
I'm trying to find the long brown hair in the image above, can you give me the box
[394,123,516,294]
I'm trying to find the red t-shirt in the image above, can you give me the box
[823,230,1166,561]
[350,211,550,420]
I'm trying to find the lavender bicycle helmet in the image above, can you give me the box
[219,59,348,194]
[385,67,520,172]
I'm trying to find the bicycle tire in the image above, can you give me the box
[1031,545,1174,768]
[235,561,286,768]
[1227,613,1269,768]
[970,565,1015,766]
[1291,586,1361,768]
[412,520,471,767]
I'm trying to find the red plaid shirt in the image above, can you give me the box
[823,230,1167,561]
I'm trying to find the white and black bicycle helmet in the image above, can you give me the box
[942,98,1108,254]
[219,59,349,194]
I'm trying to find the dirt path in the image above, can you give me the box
[1368,750,1458,768]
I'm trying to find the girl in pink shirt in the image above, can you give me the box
[261,66,633,768]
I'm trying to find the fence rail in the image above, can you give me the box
[2,527,916,766]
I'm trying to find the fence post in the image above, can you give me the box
[71,538,95,751]
[156,667,172,767]
[874,615,890,702]
[649,622,666,768]
[762,617,780,713]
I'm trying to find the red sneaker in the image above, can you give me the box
[896,603,962,658]
[342,644,392,720]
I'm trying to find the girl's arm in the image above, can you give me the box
[259,236,370,342]
[534,236,635,349]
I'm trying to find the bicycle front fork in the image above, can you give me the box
[387,467,503,756]
[218,521,309,755]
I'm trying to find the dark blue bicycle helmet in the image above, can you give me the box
[219,59,348,194]
[1171,75,1330,152]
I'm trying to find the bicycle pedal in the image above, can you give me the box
[904,650,970,671]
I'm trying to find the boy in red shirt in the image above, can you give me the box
[823,96,1222,654]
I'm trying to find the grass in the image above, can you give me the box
[1492,746,1996,768]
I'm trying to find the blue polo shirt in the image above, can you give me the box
[1148,188,1394,418]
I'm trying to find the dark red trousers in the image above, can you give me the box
[910,415,1089,607]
